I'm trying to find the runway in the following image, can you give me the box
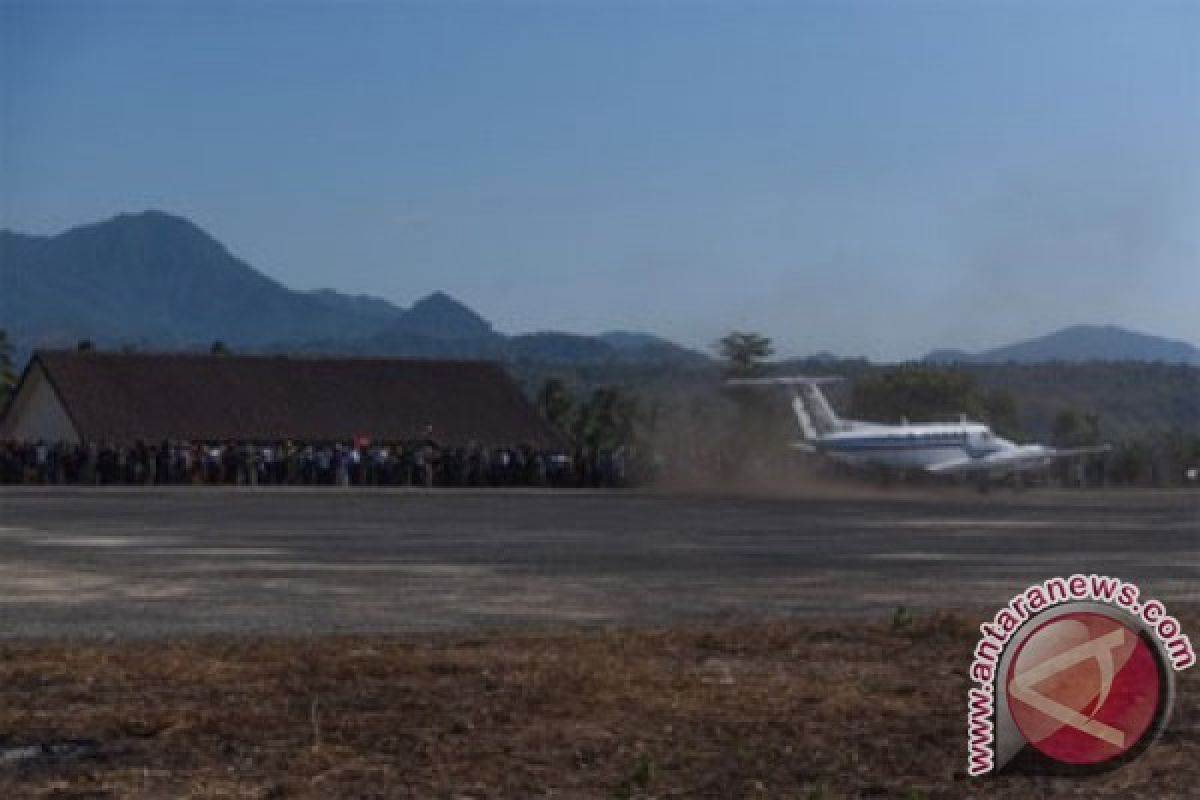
[0,487,1195,637]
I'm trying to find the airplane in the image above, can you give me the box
[728,375,1110,481]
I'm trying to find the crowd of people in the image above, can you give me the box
[0,438,637,488]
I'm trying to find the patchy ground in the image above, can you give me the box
[0,487,1195,636]
[0,612,1195,799]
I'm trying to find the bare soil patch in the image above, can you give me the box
[0,612,1195,798]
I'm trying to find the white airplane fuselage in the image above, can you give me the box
[730,375,1106,478]
[814,422,1056,474]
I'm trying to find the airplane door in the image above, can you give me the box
[966,430,997,457]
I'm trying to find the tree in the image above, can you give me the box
[76,339,95,352]
[715,331,774,377]
[1052,409,1101,447]
[536,378,573,435]
[849,366,982,424]
[210,340,232,356]
[1109,441,1152,485]
[982,389,1021,439]
[0,330,16,411]
[572,386,639,450]
[1163,430,1200,484]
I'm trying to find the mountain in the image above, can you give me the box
[599,331,710,365]
[510,332,617,363]
[925,325,1200,366]
[304,288,405,325]
[373,291,496,342]
[2,211,705,367]
[0,211,404,348]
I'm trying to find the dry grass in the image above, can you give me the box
[0,611,1195,798]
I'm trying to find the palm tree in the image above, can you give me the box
[715,331,774,377]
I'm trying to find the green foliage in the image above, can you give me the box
[1110,441,1154,485]
[1164,429,1200,476]
[514,357,1199,485]
[0,330,16,411]
[612,753,655,799]
[631,753,654,788]
[805,783,831,800]
[536,378,574,434]
[1052,409,1101,446]
[716,331,774,377]
[968,361,1198,442]
[982,388,1021,439]
[849,366,982,424]
[572,386,639,450]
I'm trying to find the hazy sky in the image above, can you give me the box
[3,0,1197,359]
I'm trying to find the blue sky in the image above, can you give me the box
[3,0,1197,359]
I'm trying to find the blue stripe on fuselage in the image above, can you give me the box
[821,435,967,452]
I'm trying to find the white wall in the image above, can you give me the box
[1,363,80,443]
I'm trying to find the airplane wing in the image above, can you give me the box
[925,444,1112,475]
[1047,445,1113,458]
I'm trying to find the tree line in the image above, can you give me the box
[526,330,1199,487]
[4,329,1197,487]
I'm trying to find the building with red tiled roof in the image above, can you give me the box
[1,351,562,447]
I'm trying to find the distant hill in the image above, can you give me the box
[303,288,405,325]
[1,210,706,367]
[925,325,1200,365]
[375,291,495,342]
[598,331,710,365]
[0,211,404,349]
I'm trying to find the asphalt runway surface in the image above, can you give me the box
[0,487,1195,638]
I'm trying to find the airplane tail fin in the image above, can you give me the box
[726,375,844,440]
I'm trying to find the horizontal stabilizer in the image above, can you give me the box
[725,375,845,437]
[726,375,844,387]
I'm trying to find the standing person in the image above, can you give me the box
[370,443,387,485]
[83,441,97,485]
[419,425,439,489]
[533,448,547,487]
[204,444,220,484]
[334,444,349,487]
[146,443,158,485]
[281,442,295,485]
[273,443,287,485]
[34,440,48,484]
[398,443,413,486]
[155,440,170,484]
[112,445,125,483]
[412,440,426,487]
[300,444,314,484]
[316,445,332,484]
[178,442,192,485]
